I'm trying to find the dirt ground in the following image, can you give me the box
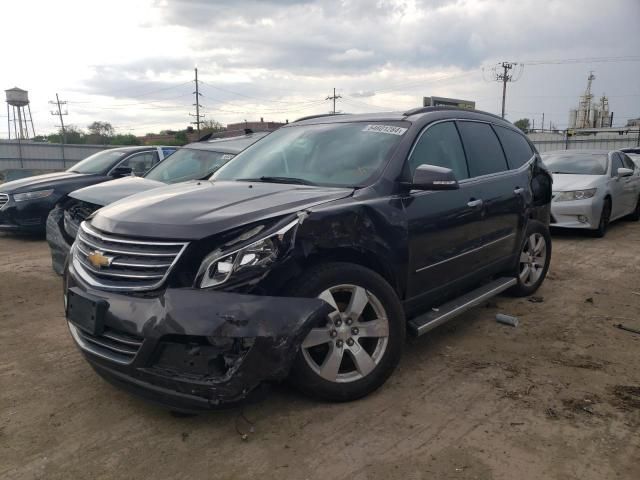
[1,222,639,480]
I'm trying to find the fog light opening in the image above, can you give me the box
[577,215,589,224]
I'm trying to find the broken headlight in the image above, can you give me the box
[196,218,299,289]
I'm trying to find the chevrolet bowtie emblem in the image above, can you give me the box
[87,250,114,269]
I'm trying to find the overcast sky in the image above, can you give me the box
[1,0,639,137]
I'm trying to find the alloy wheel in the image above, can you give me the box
[301,284,389,383]
[519,233,547,287]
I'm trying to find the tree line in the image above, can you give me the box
[33,120,225,146]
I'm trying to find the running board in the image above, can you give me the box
[408,277,517,336]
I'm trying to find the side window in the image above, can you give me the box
[457,121,509,177]
[494,125,534,169]
[408,122,469,180]
[611,154,623,177]
[119,151,159,175]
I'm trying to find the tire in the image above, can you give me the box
[509,220,552,297]
[629,196,640,221]
[286,262,405,402]
[592,198,611,238]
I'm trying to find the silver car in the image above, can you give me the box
[543,150,640,237]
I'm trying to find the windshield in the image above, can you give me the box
[542,153,608,175]
[144,148,235,184]
[68,150,127,174]
[214,121,408,187]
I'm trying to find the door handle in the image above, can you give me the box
[467,199,483,208]
[514,187,525,195]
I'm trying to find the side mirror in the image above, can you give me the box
[410,164,459,190]
[617,167,633,178]
[111,166,133,178]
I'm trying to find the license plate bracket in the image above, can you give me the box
[66,287,108,335]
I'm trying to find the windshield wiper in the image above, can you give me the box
[237,176,317,186]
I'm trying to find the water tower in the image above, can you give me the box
[5,87,36,139]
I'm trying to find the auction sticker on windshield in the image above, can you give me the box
[362,125,408,135]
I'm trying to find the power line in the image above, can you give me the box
[85,80,193,100]
[522,55,640,66]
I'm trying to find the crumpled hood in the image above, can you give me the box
[69,176,165,207]
[91,180,354,240]
[0,171,91,193]
[551,174,602,192]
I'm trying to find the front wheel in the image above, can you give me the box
[592,198,611,237]
[509,220,552,297]
[286,262,405,402]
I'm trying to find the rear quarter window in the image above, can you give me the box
[457,121,509,177]
[494,125,534,169]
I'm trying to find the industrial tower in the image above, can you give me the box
[568,73,612,129]
[5,87,36,139]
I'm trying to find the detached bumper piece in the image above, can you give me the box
[65,265,332,411]
[46,206,73,275]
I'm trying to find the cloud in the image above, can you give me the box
[2,0,639,136]
[350,90,376,98]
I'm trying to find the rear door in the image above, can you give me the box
[455,121,524,267]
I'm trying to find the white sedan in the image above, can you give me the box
[542,150,640,237]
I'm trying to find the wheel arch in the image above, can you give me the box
[300,248,403,299]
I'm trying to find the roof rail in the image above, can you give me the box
[292,113,347,123]
[403,105,505,121]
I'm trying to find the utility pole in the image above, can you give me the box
[486,62,522,119]
[49,93,68,167]
[190,67,204,137]
[541,112,545,132]
[495,62,516,118]
[326,88,341,114]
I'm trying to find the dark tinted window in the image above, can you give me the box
[457,122,508,177]
[408,122,468,180]
[494,125,534,169]
[611,154,623,177]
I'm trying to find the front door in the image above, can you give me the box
[404,120,523,305]
[403,121,485,301]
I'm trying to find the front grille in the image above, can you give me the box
[70,323,143,364]
[73,221,188,291]
[0,193,8,209]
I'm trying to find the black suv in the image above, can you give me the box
[63,107,552,411]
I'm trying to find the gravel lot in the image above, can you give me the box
[1,223,639,480]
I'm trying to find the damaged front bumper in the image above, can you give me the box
[46,206,74,275]
[64,262,331,411]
